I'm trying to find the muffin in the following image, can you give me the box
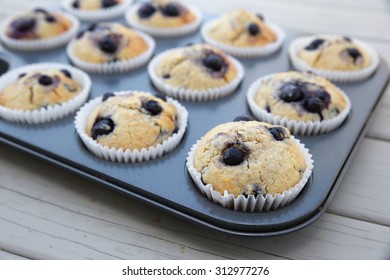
[62,0,131,21]
[67,22,155,73]
[0,8,79,51]
[75,91,188,162]
[289,35,380,82]
[148,44,244,101]
[201,10,285,58]
[246,71,351,135]
[0,63,91,124]
[125,0,202,37]
[186,120,313,212]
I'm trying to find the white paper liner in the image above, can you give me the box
[148,49,245,101]
[0,12,80,52]
[0,63,91,124]
[74,91,188,162]
[66,30,155,74]
[62,0,132,21]
[201,19,285,58]
[125,3,203,38]
[246,73,352,135]
[186,136,314,212]
[288,35,380,83]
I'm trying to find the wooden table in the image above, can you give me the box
[1,0,390,260]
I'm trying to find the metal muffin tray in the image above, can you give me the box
[0,24,388,237]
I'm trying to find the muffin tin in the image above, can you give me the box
[0,18,388,236]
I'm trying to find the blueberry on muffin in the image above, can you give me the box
[193,121,307,197]
[4,8,73,40]
[132,0,197,28]
[85,92,178,151]
[205,10,277,48]
[252,71,348,122]
[0,68,82,111]
[297,35,372,71]
[153,44,239,91]
[71,0,123,10]
[69,22,149,64]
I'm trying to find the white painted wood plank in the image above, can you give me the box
[328,138,390,225]
[367,87,390,140]
[0,249,28,260]
[0,142,390,259]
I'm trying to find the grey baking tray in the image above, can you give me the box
[0,27,388,237]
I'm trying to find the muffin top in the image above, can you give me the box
[253,71,347,122]
[206,10,277,47]
[5,8,72,40]
[71,22,149,63]
[131,0,197,28]
[0,68,82,111]
[154,44,238,90]
[71,0,124,10]
[298,35,372,71]
[86,92,178,151]
[193,121,307,197]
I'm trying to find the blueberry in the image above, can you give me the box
[305,39,325,51]
[60,69,72,78]
[256,13,264,21]
[88,23,98,31]
[76,30,85,39]
[102,92,115,101]
[343,36,352,42]
[91,118,115,139]
[18,73,26,79]
[143,100,162,115]
[304,96,327,113]
[248,23,260,36]
[162,73,171,79]
[102,0,117,8]
[223,147,245,166]
[98,35,118,54]
[14,18,36,32]
[72,0,79,8]
[45,15,56,23]
[33,8,48,14]
[280,83,303,103]
[233,116,253,122]
[38,75,53,86]
[154,93,167,101]
[268,127,285,141]
[203,54,224,72]
[138,3,156,19]
[161,3,180,17]
[242,185,265,198]
[346,47,361,60]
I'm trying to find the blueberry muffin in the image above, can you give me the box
[152,44,239,91]
[193,121,307,197]
[70,22,149,64]
[3,8,73,40]
[0,69,82,111]
[129,0,198,29]
[297,35,372,71]
[70,0,124,10]
[253,71,348,122]
[85,92,178,151]
[205,10,277,48]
